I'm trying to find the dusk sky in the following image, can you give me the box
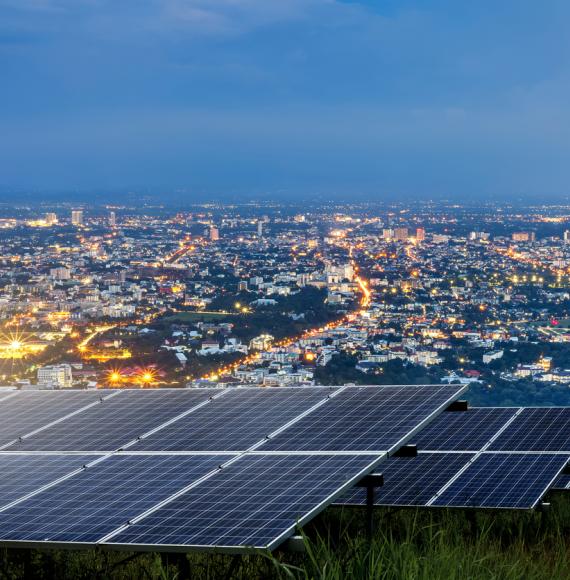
[1,0,569,199]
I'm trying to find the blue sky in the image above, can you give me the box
[1,0,569,199]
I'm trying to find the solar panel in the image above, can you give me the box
[488,408,570,452]
[103,453,381,551]
[0,392,18,403]
[0,385,469,552]
[338,453,475,507]
[0,454,233,544]
[432,453,570,509]
[262,385,465,452]
[412,408,518,451]
[7,389,214,452]
[552,474,570,490]
[132,387,336,451]
[0,390,114,448]
[0,454,97,508]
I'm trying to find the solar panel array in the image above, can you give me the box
[107,454,381,551]
[0,384,464,552]
[338,406,570,510]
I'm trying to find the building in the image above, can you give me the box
[50,267,71,280]
[512,231,535,242]
[238,281,248,291]
[415,227,425,242]
[249,334,274,351]
[209,226,219,241]
[564,230,570,244]
[45,212,58,226]
[483,350,504,364]
[257,220,264,238]
[109,211,116,227]
[325,263,354,284]
[393,227,409,241]
[37,364,73,388]
[469,231,490,241]
[71,210,84,225]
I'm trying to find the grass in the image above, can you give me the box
[1,495,569,579]
[161,311,238,323]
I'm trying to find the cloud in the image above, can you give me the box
[152,0,344,36]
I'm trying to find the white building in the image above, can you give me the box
[71,210,83,225]
[483,350,504,364]
[37,364,73,388]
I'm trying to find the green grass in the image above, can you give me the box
[1,495,569,579]
[161,311,238,323]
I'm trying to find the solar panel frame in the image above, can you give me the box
[129,386,338,452]
[0,390,119,449]
[337,452,476,507]
[0,453,101,509]
[0,454,235,547]
[488,408,570,452]
[5,389,217,452]
[411,407,520,451]
[0,384,468,553]
[261,385,468,453]
[101,452,387,553]
[430,452,570,510]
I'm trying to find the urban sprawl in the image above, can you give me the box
[1,202,570,406]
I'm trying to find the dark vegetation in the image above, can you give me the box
[1,495,569,579]
[314,355,438,387]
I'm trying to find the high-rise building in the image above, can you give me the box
[564,230,570,244]
[512,231,535,242]
[45,212,57,226]
[109,211,116,227]
[257,220,264,237]
[209,226,219,241]
[71,210,83,225]
[394,227,409,241]
[415,227,425,242]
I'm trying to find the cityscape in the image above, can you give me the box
[1,201,570,407]
[1,0,569,577]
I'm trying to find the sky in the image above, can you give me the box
[1,0,569,201]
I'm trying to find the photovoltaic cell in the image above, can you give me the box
[432,453,570,509]
[552,474,570,490]
[0,390,112,447]
[7,389,213,452]
[0,392,18,402]
[0,454,232,543]
[0,454,97,508]
[488,408,570,452]
[105,453,381,550]
[412,408,518,451]
[262,385,464,452]
[132,387,335,451]
[337,453,475,507]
